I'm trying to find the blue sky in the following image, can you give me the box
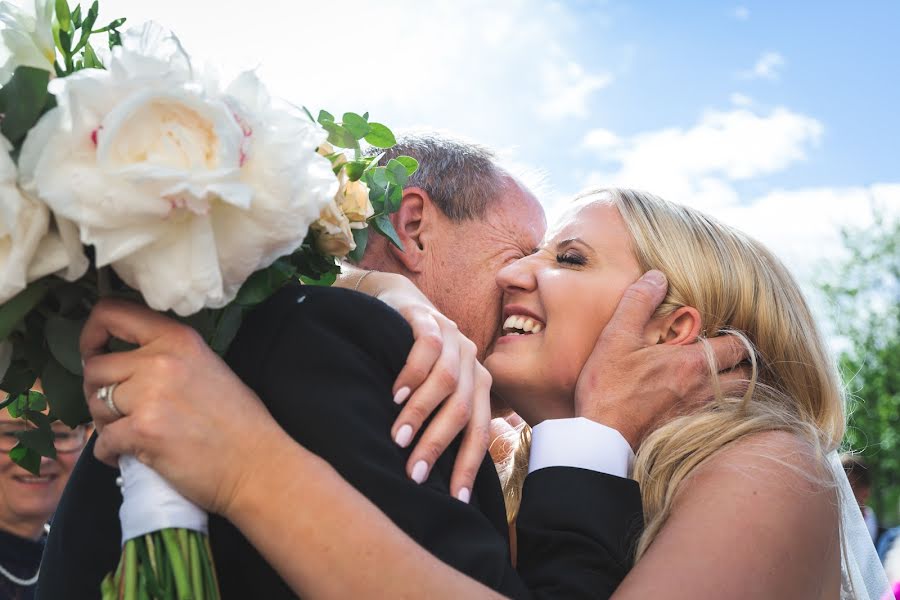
[37,0,900,303]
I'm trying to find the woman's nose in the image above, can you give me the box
[496,254,538,294]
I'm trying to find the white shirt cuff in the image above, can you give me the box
[528,417,635,478]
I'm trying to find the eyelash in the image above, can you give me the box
[556,252,587,266]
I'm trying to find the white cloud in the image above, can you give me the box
[106,0,612,143]
[730,92,753,107]
[740,51,786,80]
[733,6,750,20]
[581,128,622,150]
[536,59,613,120]
[582,106,824,211]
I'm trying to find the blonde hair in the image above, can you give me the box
[499,188,846,560]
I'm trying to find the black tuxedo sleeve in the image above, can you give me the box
[516,467,644,598]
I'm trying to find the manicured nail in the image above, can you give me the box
[394,424,413,448]
[393,386,411,404]
[643,270,666,287]
[411,460,429,484]
[456,487,471,504]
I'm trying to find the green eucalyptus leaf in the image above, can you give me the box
[0,280,55,340]
[10,444,41,475]
[369,167,389,189]
[45,315,84,375]
[209,304,244,356]
[41,356,89,427]
[234,261,295,307]
[5,393,28,418]
[364,152,385,171]
[364,123,397,149]
[322,121,358,149]
[347,227,369,263]
[385,158,409,187]
[341,112,370,139]
[371,214,403,251]
[317,109,335,125]
[299,271,337,287]
[0,361,37,398]
[55,0,71,32]
[388,184,403,212]
[344,160,366,182]
[16,428,56,459]
[25,390,47,413]
[0,67,50,144]
[395,156,419,176]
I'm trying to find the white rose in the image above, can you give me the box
[19,23,337,316]
[312,199,355,257]
[339,178,374,226]
[0,0,54,84]
[0,136,86,304]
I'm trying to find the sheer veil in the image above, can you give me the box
[830,452,890,599]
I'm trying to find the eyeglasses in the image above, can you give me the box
[0,423,89,453]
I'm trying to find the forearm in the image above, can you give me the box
[226,427,505,600]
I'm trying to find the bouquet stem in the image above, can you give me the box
[102,529,220,600]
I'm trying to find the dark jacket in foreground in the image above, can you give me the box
[37,284,643,599]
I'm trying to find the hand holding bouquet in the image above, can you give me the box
[0,2,417,597]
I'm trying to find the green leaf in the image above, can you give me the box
[16,428,56,459]
[25,390,47,412]
[395,156,419,176]
[45,315,84,375]
[347,227,369,263]
[55,0,72,32]
[341,112,370,139]
[234,261,295,307]
[0,360,37,399]
[371,214,403,251]
[6,393,28,418]
[344,160,366,182]
[364,123,397,149]
[322,121,358,149]
[71,4,82,27]
[91,17,126,34]
[10,444,41,475]
[41,356,89,427]
[0,67,50,144]
[317,109,335,125]
[0,280,56,341]
[387,184,403,212]
[72,3,99,54]
[82,41,101,68]
[209,304,244,356]
[299,271,338,287]
[385,158,410,188]
[59,28,72,53]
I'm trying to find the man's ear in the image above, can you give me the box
[389,187,429,273]
[644,306,702,346]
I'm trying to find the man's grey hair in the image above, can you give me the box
[364,132,510,221]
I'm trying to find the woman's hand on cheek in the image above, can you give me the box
[81,299,275,516]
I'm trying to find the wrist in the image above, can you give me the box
[575,408,639,450]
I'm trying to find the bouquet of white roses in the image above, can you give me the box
[0,1,417,598]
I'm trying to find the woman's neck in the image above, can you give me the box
[0,516,46,541]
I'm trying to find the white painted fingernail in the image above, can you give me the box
[457,487,471,504]
[394,424,413,448]
[393,387,411,404]
[411,460,429,484]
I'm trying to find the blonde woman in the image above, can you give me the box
[70,188,886,598]
[486,188,887,599]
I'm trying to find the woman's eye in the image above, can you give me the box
[556,252,586,266]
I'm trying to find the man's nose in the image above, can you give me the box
[496,256,536,293]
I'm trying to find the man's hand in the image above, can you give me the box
[574,270,748,449]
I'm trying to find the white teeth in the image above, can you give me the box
[515,316,526,330]
[522,318,535,332]
[503,314,544,335]
[503,315,516,329]
[531,323,543,334]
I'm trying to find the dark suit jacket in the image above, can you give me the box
[37,284,643,599]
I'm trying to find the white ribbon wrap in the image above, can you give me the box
[119,455,207,545]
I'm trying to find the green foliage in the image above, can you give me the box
[819,212,900,525]
[0,67,51,144]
